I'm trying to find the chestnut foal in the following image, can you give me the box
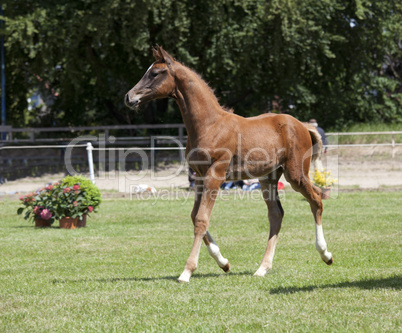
[125,46,333,283]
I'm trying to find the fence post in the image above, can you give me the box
[86,142,95,184]
[151,136,157,173]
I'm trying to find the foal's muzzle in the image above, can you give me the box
[124,93,140,109]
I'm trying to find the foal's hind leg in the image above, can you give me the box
[254,171,284,277]
[284,165,333,265]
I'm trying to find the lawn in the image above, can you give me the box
[331,122,402,145]
[0,191,401,332]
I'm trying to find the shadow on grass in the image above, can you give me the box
[52,271,253,284]
[11,226,60,229]
[269,275,402,294]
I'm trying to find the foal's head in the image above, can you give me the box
[125,45,176,109]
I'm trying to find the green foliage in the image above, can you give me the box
[61,175,102,209]
[1,0,401,129]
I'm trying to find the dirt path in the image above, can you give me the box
[1,156,401,196]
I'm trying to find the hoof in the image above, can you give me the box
[221,262,231,273]
[178,270,191,283]
[253,267,268,277]
[325,257,334,265]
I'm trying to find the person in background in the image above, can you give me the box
[308,119,328,172]
[220,180,244,190]
[242,179,261,191]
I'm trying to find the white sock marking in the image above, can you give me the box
[207,243,228,268]
[178,269,192,283]
[315,224,332,261]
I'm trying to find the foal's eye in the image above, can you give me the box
[151,71,159,78]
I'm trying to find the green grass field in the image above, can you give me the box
[1,191,401,332]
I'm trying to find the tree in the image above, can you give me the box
[1,0,401,129]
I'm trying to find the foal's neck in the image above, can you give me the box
[173,64,225,138]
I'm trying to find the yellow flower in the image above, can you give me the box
[312,169,338,188]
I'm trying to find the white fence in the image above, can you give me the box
[327,131,402,147]
[0,131,401,182]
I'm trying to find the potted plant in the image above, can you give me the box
[311,169,337,199]
[58,175,101,228]
[18,186,59,227]
[17,175,101,228]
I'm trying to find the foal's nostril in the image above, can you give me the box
[124,94,130,106]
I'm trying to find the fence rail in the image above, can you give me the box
[0,124,186,143]
[327,131,402,135]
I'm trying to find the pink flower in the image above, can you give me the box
[88,206,93,212]
[19,196,24,201]
[33,206,43,215]
[63,187,71,193]
[46,185,54,191]
[73,185,80,191]
[40,209,52,220]
[73,201,78,207]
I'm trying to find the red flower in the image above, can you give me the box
[24,193,35,202]
[63,187,71,193]
[88,206,93,212]
[46,185,54,191]
[73,201,78,207]
[73,185,80,191]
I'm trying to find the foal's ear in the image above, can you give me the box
[153,45,163,61]
[153,45,174,66]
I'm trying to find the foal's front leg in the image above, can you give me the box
[190,179,230,274]
[178,173,223,283]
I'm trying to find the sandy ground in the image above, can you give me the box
[1,150,401,196]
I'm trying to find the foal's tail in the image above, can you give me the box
[303,123,323,163]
